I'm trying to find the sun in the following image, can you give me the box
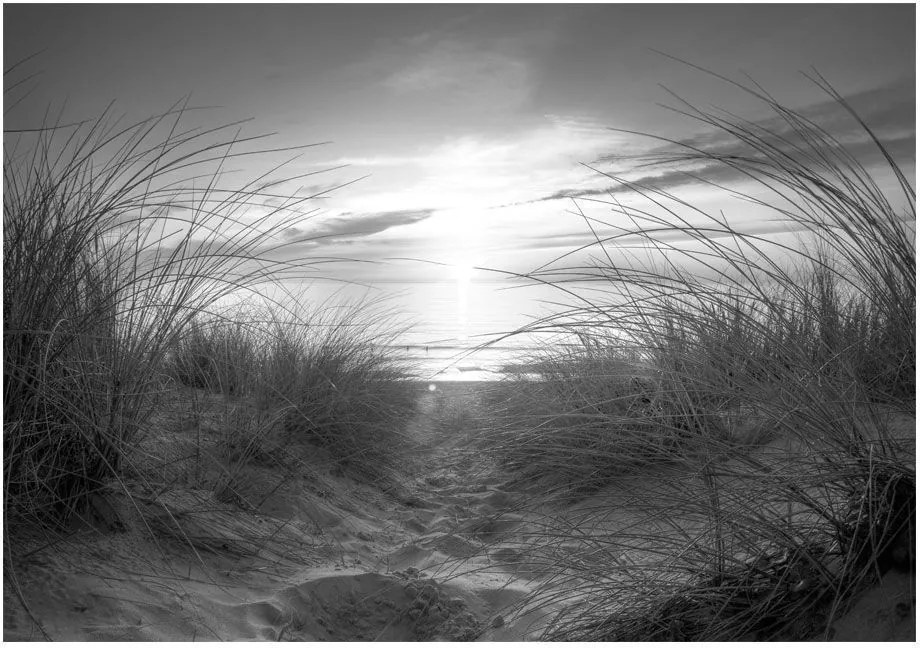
[454,261,474,284]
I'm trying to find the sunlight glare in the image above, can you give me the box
[455,260,475,342]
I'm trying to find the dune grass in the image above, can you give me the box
[262,298,417,475]
[3,102,416,566]
[162,297,417,489]
[482,346,705,492]
[481,69,914,640]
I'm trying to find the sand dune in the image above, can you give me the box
[3,382,913,641]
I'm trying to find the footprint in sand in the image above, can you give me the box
[483,489,514,509]
[398,516,428,534]
[424,474,453,488]
[489,546,548,579]
[228,572,484,641]
[420,532,481,559]
[461,514,525,542]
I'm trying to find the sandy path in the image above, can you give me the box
[369,382,552,639]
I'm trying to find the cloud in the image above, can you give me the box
[526,79,916,206]
[522,161,730,204]
[387,48,527,93]
[287,208,436,244]
[259,181,345,209]
[532,125,914,207]
[306,155,422,169]
[595,77,915,173]
[382,38,532,111]
[305,122,632,224]
[516,218,808,253]
[280,226,309,240]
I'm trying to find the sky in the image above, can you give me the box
[3,3,916,358]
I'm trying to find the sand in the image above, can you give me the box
[3,382,915,641]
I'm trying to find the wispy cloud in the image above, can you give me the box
[306,155,423,169]
[383,38,532,111]
[596,77,915,173]
[286,208,436,244]
[516,218,809,252]
[260,181,346,209]
[528,160,742,204]
[518,78,918,206]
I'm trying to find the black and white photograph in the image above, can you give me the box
[3,3,915,642]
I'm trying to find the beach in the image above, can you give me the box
[5,7,914,640]
[5,381,913,641]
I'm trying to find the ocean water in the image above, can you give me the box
[378,280,565,381]
[288,279,586,381]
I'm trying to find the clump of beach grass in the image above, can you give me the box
[3,102,301,527]
[159,295,417,497]
[482,340,711,494]
[267,298,418,477]
[484,68,914,640]
[3,95,415,566]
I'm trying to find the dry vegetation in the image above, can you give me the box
[3,101,417,626]
[476,70,915,640]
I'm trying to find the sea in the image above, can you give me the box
[291,279,595,382]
